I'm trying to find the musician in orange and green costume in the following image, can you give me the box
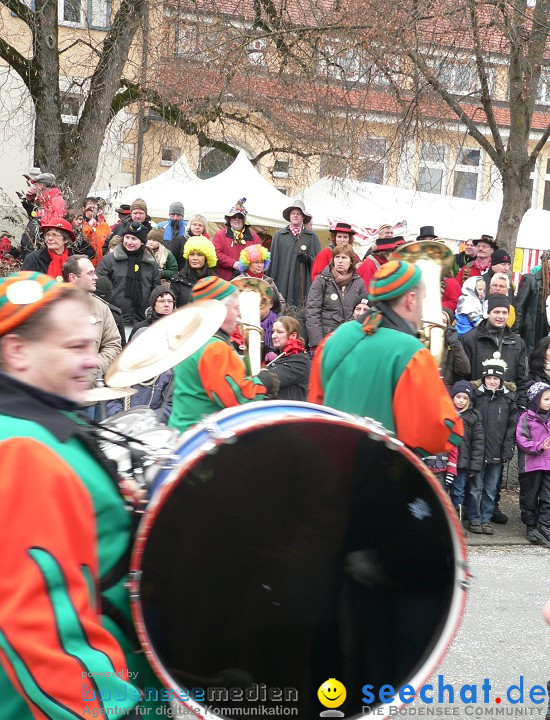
[309,260,463,456]
[169,276,279,433]
[0,272,159,719]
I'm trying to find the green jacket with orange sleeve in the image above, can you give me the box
[308,316,463,457]
[169,331,274,433]
[0,373,161,719]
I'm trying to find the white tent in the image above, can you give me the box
[97,150,293,228]
[94,154,200,217]
[299,176,550,250]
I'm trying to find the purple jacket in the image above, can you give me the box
[516,409,550,473]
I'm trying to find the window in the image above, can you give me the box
[440,63,474,94]
[161,147,180,166]
[417,142,446,194]
[358,137,387,184]
[537,72,550,105]
[197,147,234,178]
[317,44,368,85]
[58,0,109,27]
[452,147,481,200]
[175,24,226,63]
[246,37,267,66]
[542,157,550,210]
[272,159,290,178]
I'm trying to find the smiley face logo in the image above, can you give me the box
[318,678,347,708]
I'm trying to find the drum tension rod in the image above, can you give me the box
[201,418,237,454]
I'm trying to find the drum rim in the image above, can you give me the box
[130,407,468,720]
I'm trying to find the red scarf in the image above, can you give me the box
[47,248,69,279]
[245,269,264,279]
[474,257,491,271]
[288,224,302,237]
[283,336,305,355]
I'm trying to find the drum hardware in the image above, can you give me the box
[200,417,237,454]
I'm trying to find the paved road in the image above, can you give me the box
[412,546,550,717]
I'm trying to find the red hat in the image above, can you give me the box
[331,222,356,236]
[376,235,405,251]
[40,218,76,243]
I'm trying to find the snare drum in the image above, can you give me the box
[99,408,180,486]
[130,401,468,720]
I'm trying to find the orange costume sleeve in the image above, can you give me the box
[0,438,139,718]
[393,347,463,455]
[307,334,331,405]
[198,340,269,407]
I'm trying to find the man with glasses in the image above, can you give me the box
[62,254,121,377]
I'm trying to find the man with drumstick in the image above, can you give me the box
[0,272,158,718]
[309,259,462,456]
[169,276,280,433]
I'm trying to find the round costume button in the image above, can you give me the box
[89,315,98,325]
[300,244,307,251]
[330,293,338,301]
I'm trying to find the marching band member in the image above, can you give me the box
[0,272,158,718]
[309,260,462,456]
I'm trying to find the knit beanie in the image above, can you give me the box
[490,249,511,266]
[94,275,113,302]
[147,228,165,244]
[130,198,148,214]
[450,380,474,399]
[150,285,176,307]
[191,276,237,302]
[481,353,508,380]
[0,272,75,336]
[368,259,422,304]
[183,236,218,268]
[487,293,510,313]
[238,244,271,272]
[169,201,185,216]
[527,381,550,408]
[123,221,149,244]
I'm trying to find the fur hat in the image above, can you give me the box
[183,236,217,268]
[191,276,237,302]
[130,198,148,214]
[368,259,422,304]
[238,244,271,272]
[487,293,510,313]
[0,272,76,336]
[169,201,185,216]
[451,380,474,399]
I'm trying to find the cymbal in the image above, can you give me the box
[105,299,226,388]
[231,276,273,297]
[85,385,137,402]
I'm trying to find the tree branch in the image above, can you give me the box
[530,123,550,161]
[0,36,31,88]
[0,0,34,28]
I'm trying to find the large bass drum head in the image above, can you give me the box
[133,407,466,719]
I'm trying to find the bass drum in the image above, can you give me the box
[130,401,468,719]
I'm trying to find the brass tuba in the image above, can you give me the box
[391,240,454,366]
[231,276,274,375]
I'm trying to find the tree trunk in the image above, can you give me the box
[61,0,146,202]
[32,0,61,175]
[495,165,532,258]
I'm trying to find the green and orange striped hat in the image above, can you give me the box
[191,276,237,302]
[368,260,422,304]
[0,272,74,336]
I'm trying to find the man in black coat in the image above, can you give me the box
[514,249,550,356]
[460,294,528,406]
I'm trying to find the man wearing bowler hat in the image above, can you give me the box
[269,200,321,311]
[455,234,498,286]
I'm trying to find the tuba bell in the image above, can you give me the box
[391,240,454,367]
[231,276,274,375]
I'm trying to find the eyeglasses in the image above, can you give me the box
[79,270,97,278]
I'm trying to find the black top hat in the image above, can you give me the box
[417,226,437,240]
